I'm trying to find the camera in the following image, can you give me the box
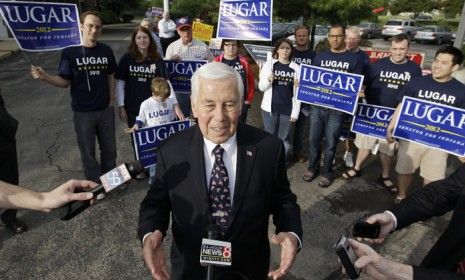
[352,220,380,239]
[334,235,360,279]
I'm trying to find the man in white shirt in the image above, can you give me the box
[165,16,213,116]
[157,11,177,53]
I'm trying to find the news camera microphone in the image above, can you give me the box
[206,224,220,280]
[200,224,232,280]
[60,161,145,221]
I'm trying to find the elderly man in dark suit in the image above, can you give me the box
[138,62,302,280]
[352,163,465,279]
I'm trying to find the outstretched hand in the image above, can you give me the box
[268,232,298,279]
[42,179,96,212]
[142,230,170,280]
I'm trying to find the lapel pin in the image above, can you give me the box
[246,150,252,156]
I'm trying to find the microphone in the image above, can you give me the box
[60,161,145,220]
[200,224,232,280]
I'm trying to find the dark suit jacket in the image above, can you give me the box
[138,123,302,280]
[390,163,465,280]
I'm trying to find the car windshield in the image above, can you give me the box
[385,21,402,26]
[420,27,436,32]
[315,26,329,35]
[359,23,370,28]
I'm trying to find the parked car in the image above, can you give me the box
[414,25,453,45]
[358,22,382,39]
[416,14,433,20]
[382,19,418,40]
[287,25,329,47]
[272,17,303,43]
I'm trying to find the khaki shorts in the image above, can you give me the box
[395,140,448,181]
[354,134,397,157]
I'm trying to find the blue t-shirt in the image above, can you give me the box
[271,62,295,115]
[221,57,248,101]
[353,49,370,76]
[313,50,362,74]
[115,53,169,114]
[292,48,315,66]
[398,75,465,108]
[366,57,422,108]
[58,43,116,112]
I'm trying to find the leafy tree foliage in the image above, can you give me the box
[441,0,465,18]
[388,0,437,15]
[274,0,377,25]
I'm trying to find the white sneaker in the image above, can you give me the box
[96,193,105,200]
[344,151,354,168]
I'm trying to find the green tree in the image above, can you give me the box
[274,0,379,25]
[441,0,465,18]
[388,0,437,15]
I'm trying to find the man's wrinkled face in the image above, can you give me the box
[192,76,241,144]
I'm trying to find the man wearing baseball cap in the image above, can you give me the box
[165,16,213,116]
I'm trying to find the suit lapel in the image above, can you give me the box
[228,125,256,229]
[188,126,212,224]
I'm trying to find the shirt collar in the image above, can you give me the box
[204,134,237,156]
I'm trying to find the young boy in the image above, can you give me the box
[125,77,177,184]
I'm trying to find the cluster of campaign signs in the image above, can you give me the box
[1,0,463,168]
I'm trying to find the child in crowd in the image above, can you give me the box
[125,77,176,184]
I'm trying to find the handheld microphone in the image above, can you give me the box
[60,161,145,220]
[200,224,232,280]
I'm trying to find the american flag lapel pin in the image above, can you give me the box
[246,150,252,157]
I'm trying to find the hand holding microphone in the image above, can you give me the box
[60,161,145,220]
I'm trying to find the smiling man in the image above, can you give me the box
[387,45,465,202]
[138,62,302,280]
[30,11,117,188]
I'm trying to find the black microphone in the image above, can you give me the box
[60,161,145,220]
[206,224,220,280]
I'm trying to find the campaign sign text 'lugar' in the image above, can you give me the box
[393,96,465,156]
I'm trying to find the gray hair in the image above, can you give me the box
[345,26,361,38]
[191,62,244,102]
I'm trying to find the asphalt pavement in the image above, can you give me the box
[0,23,460,280]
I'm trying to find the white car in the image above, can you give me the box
[382,19,418,40]
[414,25,453,45]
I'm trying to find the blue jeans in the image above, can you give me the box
[307,106,343,178]
[262,110,291,156]
[175,91,191,117]
[73,106,117,181]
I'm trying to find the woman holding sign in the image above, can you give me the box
[115,26,183,131]
[214,39,255,123]
[259,38,300,160]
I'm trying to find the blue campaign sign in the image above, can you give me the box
[393,96,465,157]
[165,60,207,92]
[296,64,364,115]
[0,1,81,51]
[133,120,192,167]
[217,0,272,41]
[351,103,395,140]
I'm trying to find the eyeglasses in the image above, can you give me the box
[224,43,237,47]
[329,34,344,38]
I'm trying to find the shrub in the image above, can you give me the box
[100,10,119,24]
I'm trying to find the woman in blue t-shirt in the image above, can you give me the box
[115,26,183,128]
[259,38,301,158]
